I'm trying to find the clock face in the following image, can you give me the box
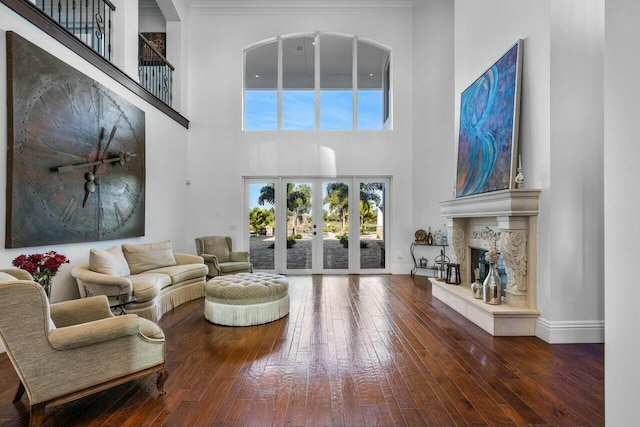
[6,32,145,248]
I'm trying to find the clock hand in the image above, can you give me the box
[57,151,136,173]
[93,126,105,174]
[82,172,97,208]
[101,125,117,161]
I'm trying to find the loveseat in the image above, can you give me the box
[72,241,208,322]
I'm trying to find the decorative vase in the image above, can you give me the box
[471,268,483,299]
[482,262,502,305]
[37,276,52,300]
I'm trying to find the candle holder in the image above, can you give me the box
[515,154,525,189]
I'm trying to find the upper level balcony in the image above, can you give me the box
[3,0,187,127]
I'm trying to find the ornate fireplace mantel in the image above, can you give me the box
[433,189,540,336]
[440,189,540,307]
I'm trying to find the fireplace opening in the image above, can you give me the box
[470,247,507,297]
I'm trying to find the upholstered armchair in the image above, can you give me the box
[0,269,168,427]
[195,236,253,278]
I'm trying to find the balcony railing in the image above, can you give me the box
[37,0,115,61]
[138,34,174,107]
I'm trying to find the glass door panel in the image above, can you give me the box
[285,181,313,270]
[359,181,386,270]
[322,181,349,270]
[247,177,389,274]
[248,181,276,270]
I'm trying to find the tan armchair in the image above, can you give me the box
[0,269,168,427]
[195,236,253,278]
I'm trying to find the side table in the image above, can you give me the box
[110,295,138,315]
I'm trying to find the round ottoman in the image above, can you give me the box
[204,272,289,326]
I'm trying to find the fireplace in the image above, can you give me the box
[429,189,541,336]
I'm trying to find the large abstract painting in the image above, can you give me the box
[456,40,523,198]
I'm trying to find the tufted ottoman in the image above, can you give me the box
[204,272,289,326]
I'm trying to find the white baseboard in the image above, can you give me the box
[535,317,604,343]
[391,263,415,275]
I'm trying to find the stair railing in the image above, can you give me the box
[138,33,174,107]
[36,0,115,61]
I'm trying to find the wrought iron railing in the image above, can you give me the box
[138,34,174,107]
[36,0,115,61]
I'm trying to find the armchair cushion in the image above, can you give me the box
[203,237,231,262]
[220,262,254,275]
[0,271,18,282]
[48,315,140,350]
[130,273,170,302]
[123,240,177,275]
[50,295,115,327]
[138,317,165,340]
[89,246,130,277]
[146,264,209,285]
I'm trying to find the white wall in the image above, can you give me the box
[184,4,417,273]
[547,0,604,341]
[0,4,190,305]
[411,0,455,267]
[604,0,640,423]
[454,0,604,343]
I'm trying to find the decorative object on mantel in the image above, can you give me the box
[471,267,483,299]
[515,154,525,188]
[482,242,502,305]
[434,229,442,245]
[426,227,433,245]
[414,229,427,244]
[11,251,69,299]
[456,39,523,198]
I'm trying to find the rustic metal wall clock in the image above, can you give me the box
[5,32,145,248]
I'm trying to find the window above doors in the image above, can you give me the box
[244,33,391,131]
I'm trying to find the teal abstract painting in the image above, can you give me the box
[456,40,523,197]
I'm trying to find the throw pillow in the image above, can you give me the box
[122,240,177,275]
[89,246,131,277]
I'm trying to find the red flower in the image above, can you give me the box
[12,251,69,284]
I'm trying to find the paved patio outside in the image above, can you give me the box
[249,235,385,270]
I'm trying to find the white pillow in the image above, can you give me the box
[122,240,176,275]
[89,246,131,277]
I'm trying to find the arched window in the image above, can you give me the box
[244,33,391,131]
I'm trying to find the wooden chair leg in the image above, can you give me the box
[13,381,25,403]
[29,402,45,427]
[157,368,169,395]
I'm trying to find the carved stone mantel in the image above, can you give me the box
[440,189,540,308]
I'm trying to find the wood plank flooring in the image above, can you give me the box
[0,275,604,426]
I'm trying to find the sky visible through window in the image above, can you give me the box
[245,89,383,130]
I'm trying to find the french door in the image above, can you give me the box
[246,177,389,274]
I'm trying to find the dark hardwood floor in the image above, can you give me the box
[0,275,604,426]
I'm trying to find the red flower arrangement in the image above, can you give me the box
[12,250,69,298]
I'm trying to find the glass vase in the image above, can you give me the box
[37,277,52,300]
[471,280,483,299]
[482,262,502,305]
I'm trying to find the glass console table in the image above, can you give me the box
[410,242,448,278]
